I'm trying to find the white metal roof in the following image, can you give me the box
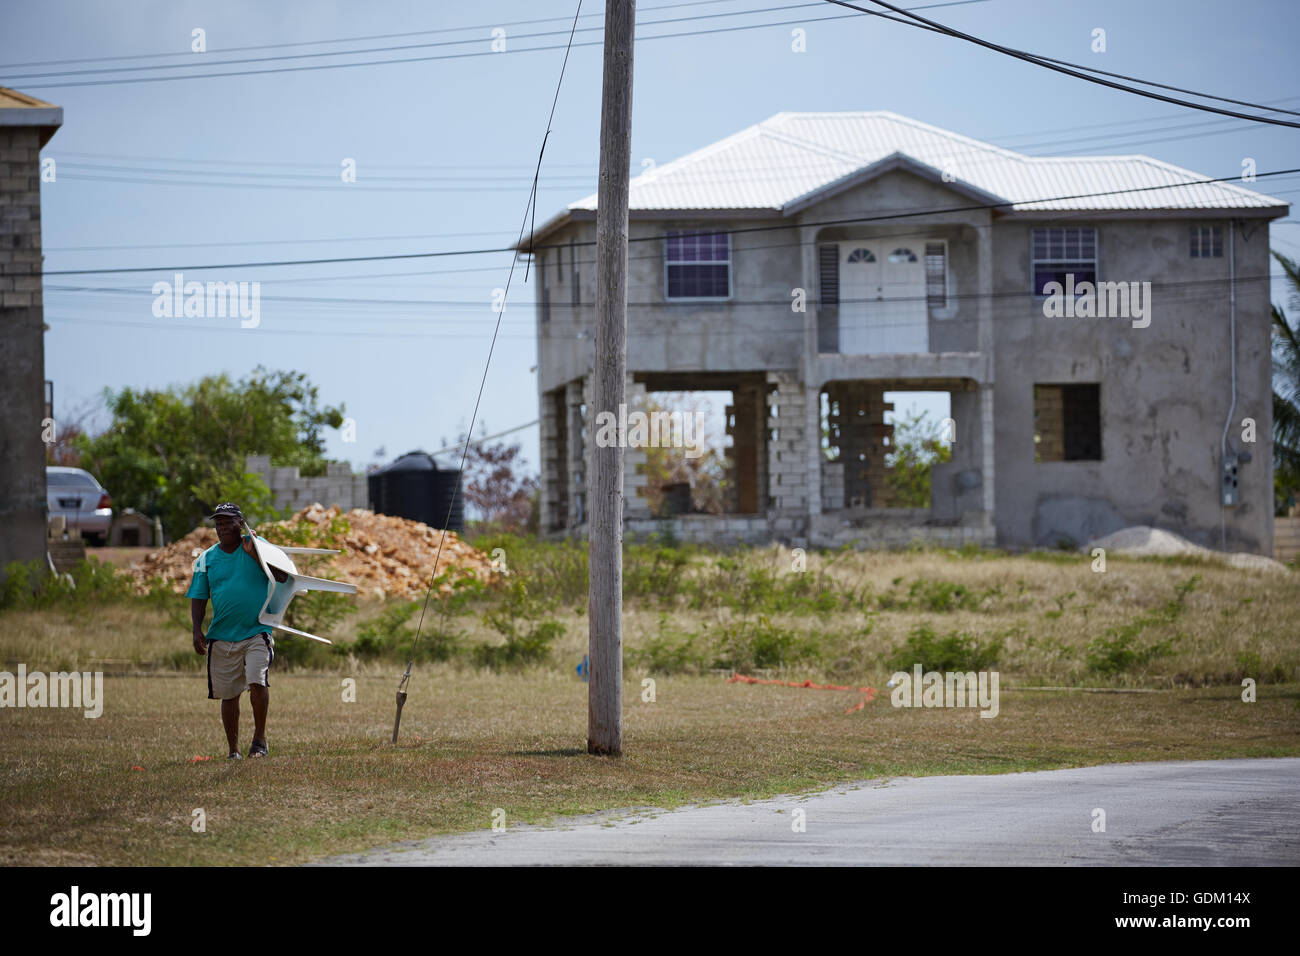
[565,110,1286,215]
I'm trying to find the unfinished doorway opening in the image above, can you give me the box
[820,382,953,511]
[636,372,768,517]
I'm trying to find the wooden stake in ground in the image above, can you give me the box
[589,0,635,757]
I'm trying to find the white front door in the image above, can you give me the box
[837,239,929,353]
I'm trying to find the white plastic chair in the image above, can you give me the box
[241,523,358,644]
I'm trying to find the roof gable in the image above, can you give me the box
[781,150,1006,216]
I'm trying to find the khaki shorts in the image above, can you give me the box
[206,634,274,700]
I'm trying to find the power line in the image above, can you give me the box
[0,3,819,82]
[428,420,540,457]
[45,268,1290,320]
[46,230,516,253]
[9,0,989,90]
[56,161,599,183]
[43,273,1284,341]
[51,149,602,171]
[42,180,1300,301]
[0,0,744,70]
[52,172,585,193]
[49,87,1294,176]
[49,96,1299,190]
[826,0,1300,128]
[42,167,1298,276]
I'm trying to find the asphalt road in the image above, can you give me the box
[313,758,1300,866]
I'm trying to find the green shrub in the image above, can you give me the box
[471,618,563,671]
[711,617,821,672]
[1,557,134,611]
[625,546,691,601]
[886,625,1004,673]
[630,615,701,674]
[875,579,998,613]
[270,633,339,669]
[1085,629,1180,674]
[473,577,565,671]
[1083,576,1196,675]
[349,601,463,663]
[283,583,356,637]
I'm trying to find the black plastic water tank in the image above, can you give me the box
[368,451,464,531]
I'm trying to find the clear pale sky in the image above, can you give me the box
[5,0,1297,477]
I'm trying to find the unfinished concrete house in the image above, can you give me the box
[520,111,1287,552]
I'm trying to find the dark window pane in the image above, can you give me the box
[1035,265,1096,295]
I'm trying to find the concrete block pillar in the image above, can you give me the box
[539,387,563,532]
[980,383,996,514]
[568,377,588,527]
[624,375,651,518]
[765,371,809,513]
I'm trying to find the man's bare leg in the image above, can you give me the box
[249,683,268,749]
[221,696,240,755]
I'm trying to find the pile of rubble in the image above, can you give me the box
[129,504,497,598]
[1085,525,1289,573]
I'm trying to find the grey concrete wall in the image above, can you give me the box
[990,217,1275,553]
[930,386,987,522]
[0,127,49,576]
[536,217,806,391]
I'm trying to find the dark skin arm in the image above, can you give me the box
[192,598,208,655]
[243,534,289,583]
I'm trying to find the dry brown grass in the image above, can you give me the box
[0,670,1296,866]
[1,546,1297,865]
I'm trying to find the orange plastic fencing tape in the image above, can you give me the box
[727,673,877,714]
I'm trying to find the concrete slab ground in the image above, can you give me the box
[312,757,1300,867]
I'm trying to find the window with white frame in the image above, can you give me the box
[1031,227,1098,295]
[925,241,947,309]
[1190,225,1223,258]
[665,230,730,299]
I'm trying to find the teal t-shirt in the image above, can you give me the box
[185,538,275,642]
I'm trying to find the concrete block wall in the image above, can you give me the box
[821,461,845,511]
[568,378,587,527]
[766,371,809,512]
[0,126,51,575]
[623,375,651,519]
[1032,385,1064,461]
[0,128,44,310]
[810,509,995,549]
[626,514,775,546]
[246,455,368,513]
[538,387,561,531]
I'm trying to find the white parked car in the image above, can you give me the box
[46,466,113,545]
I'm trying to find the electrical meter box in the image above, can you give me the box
[1222,454,1240,507]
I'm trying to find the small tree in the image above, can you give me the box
[75,367,345,539]
[884,410,953,508]
[460,430,539,533]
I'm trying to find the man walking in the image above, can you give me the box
[187,503,287,759]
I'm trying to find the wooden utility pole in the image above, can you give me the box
[589,0,635,757]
